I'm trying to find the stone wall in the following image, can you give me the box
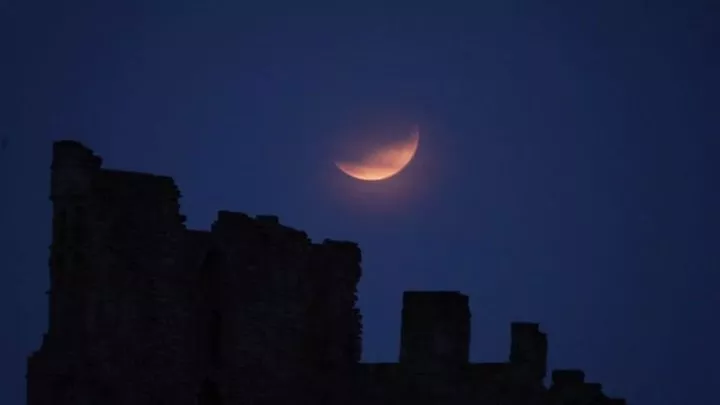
[27,140,627,405]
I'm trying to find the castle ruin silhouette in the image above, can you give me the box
[27,140,627,405]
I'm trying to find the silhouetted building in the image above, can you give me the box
[27,141,627,405]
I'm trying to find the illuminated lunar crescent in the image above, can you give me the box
[335,129,420,181]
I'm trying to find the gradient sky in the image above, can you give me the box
[2,2,719,404]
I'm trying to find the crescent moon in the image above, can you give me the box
[335,129,420,181]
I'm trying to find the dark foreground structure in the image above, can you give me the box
[27,141,627,405]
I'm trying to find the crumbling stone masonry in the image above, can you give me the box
[27,141,627,405]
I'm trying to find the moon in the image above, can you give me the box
[335,128,420,181]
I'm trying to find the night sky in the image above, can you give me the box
[2,2,719,404]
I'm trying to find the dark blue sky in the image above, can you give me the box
[2,2,718,404]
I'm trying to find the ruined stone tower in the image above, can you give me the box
[28,141,361,405]
[27,141,627,405]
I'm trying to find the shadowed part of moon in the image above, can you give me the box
[335,130,419,181]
